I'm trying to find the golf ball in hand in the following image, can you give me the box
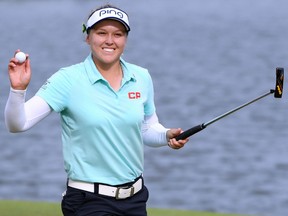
[15,52,26,63]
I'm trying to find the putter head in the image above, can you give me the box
[274,67,284,98]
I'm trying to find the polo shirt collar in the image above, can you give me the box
[84,54,136,85]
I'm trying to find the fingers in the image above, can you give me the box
[166,128,190,150]
[14,49,21,55]
[9,50,29,66]
[8,50,31,90]
[25,56,30,70]
[8,59,17,69]
[168,137,189,150]
[8,55,27,71]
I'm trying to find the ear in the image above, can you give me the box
[85,35,90,45]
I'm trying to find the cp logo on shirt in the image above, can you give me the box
[128,92,141,99]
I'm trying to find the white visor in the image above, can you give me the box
[86,8,130,32]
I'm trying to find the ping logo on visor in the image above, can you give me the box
[84,7,130,33]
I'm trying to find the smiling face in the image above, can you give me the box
[86,19,128,68]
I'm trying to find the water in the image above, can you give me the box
[1,0,288,215]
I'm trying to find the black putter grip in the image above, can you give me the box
[175,124,205,141]
[274,67,284,98]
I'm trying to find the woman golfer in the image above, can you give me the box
[5,4,189,216]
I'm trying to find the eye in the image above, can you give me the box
[96,31,107,36]
[114,32,125,38]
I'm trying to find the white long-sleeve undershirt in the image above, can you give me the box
[5,88,52,132]
[5,88,169,147]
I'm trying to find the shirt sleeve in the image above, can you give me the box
[143,70,156,116]
[36,68,72,112]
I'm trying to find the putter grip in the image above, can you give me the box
[175,124,205,141]
[274,67,284,98]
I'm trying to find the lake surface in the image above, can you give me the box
[1,0,288,216]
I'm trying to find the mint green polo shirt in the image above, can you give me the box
[36,54,155,185]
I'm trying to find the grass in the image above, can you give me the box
[0,200,249,216]
[147,208,249,216]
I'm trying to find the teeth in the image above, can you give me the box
[103,48,114,52]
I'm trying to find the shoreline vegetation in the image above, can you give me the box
[0,200,250,216]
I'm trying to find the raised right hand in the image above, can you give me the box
[8,50,31,90]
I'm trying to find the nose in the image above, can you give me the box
[105,34,114,45]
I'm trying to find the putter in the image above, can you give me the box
[176,67,284,141]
